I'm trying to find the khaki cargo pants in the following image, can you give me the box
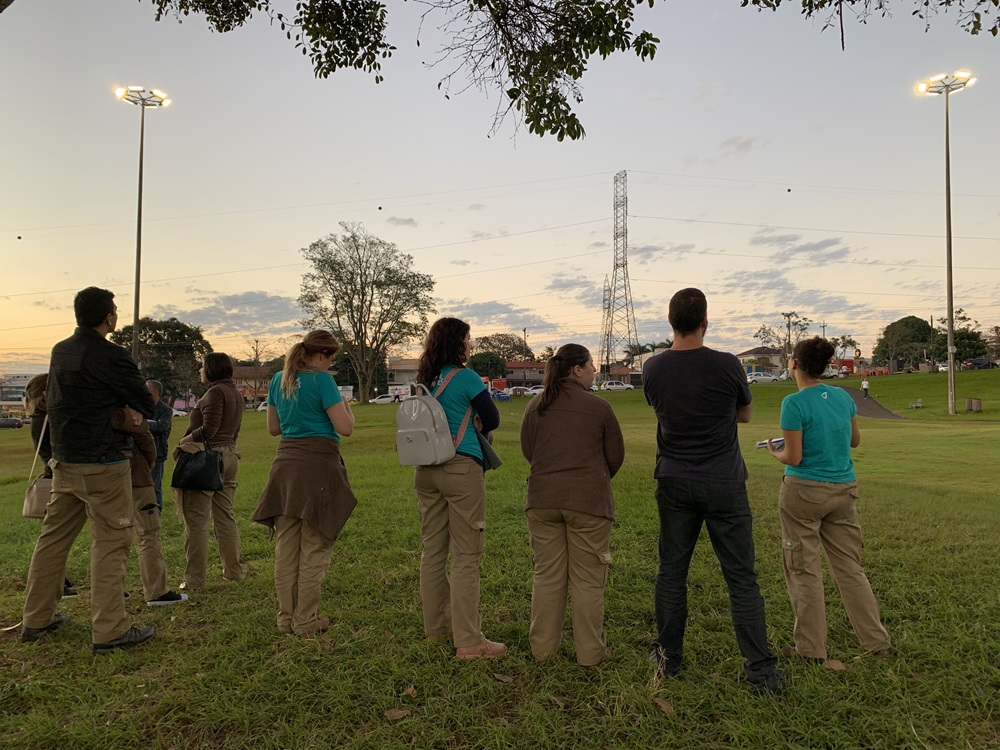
[779,475,891,660]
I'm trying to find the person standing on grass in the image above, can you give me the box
[861,377,870,400]
[111,406,188,608]
[176,353,245,590]
[767,337,891,665]
[22,286,157,653]
[643,287,784,693]
[520,344,624,667]
[145,379,172,512]
[23,373,78,599]
[252,331,357,637]
[413,317,506,660]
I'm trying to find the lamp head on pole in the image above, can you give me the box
[114,85,171,109]
[915,70,977,96]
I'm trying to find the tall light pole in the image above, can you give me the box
[114,85,171,363]
[915,70,976,416]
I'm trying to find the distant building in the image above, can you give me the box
[0,373,41,415]
[736,346,783,374]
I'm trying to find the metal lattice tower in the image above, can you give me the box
[598,275,611,372]
[599,170,639,374]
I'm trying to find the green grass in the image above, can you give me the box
[1,371,999,749]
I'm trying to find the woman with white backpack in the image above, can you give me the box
[413,317,504,659]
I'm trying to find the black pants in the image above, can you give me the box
[653,476,778,677]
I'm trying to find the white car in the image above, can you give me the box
[526,385,545,395]
[371,393,400,404]
[747,372,780,384]
[601,381,634,391]
[171,408,188,417]
[257,402,268,412]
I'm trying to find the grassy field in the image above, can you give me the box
[1,370,998,749]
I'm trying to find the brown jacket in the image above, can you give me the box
[111,408,156,487]
[520,380,625,521]
[187,379,243,447]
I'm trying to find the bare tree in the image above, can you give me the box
[754,311,812,370]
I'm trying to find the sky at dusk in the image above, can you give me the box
[2,1,998,374]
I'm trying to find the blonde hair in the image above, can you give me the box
[24,373,48,417]
[281,330,340,399]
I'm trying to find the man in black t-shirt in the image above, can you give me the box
[642,288,784,693]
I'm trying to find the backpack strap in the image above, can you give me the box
[429,368,474,449]
[27,414,48,485]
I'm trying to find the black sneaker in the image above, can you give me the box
[123,591,131,601]
[649,642,681,680]
[21,613,71,642]
[93,625,156,654]
[146,591,189,607]
[747,667,788,695]
[62,581,79,598]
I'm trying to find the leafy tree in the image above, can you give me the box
[133,0,658,140]
[537,346,556,363]
[871,315,933,369]
[110,317,213,399]
[742,1,1000,50]
[476,333,534,362]
[298,222,435,403]
[828,335,859,367]
[754,311,812,370]
[930,308,988,362]
[623,342,653,365]
[468,351,508,380]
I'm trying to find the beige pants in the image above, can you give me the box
[273,515,334,634]
[414,456,486,649]
[527,508,612,666]
[132,485,169,602]
[23,461,133,643]
[176,445,243,588]
[779,476,891,659]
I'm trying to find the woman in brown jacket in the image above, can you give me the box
[519,344,625,667]
[177,352,244,590]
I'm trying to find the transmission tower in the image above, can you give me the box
[599,170,639,375]
[598,275,611,372]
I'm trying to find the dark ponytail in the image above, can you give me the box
[535,343,591,416]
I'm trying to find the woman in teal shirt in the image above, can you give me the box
[767,337,890,664]
[253,330,357,637]
[413,317,504,660]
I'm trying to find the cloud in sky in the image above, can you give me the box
[386,216,418,227]
[467,204,486,212]
[443,299,558,334]
[151,290,303,339]
[720,135,761,156]
[450,259,473,266]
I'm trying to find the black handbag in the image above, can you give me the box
[171,436,224,491]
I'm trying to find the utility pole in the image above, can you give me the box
[821,320,827,337]
[522,328,528,387]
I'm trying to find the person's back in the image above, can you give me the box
[22,286,156,654]
[643,347,749,482]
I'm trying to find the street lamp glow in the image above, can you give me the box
[914,69,976,416]
[113,84,171,363]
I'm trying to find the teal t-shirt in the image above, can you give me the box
[434,365,485,461]
[268,370,343,440]
[779,384,856,483]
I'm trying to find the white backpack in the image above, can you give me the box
[395,369,472,466]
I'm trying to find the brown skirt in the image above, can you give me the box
[253,437,358,547]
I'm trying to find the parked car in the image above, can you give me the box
[371,393,399,404]
[526,385,545,395]
[936,363,950,372]
[962,357,997,370]
[257,401,268,412]
[171,408,188,417]
[746,372,780,384]
[0,417,24,428]
[601,381,634,391]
